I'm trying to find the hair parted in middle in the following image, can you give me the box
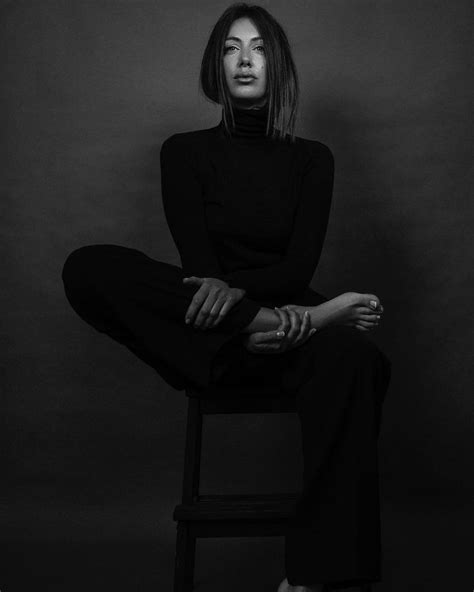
[199,2,299,143]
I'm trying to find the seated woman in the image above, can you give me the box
[61,3,391,591]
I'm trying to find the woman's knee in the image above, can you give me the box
[62,244,125,289]
[62,245,93,287]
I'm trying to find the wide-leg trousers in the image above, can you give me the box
[61,244,391,589]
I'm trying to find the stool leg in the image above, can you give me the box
[174,522,196,592]
[174,398,202,591]
[182,398,202,504]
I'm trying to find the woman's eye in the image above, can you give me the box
[224,45,265,53]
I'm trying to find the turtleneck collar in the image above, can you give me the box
[219,103,271,140]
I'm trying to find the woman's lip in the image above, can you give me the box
[235,76,256,82]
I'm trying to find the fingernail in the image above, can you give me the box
[185,318,190,324]
[277,331,285,337]
[304,310,309,317]
[310,328,317,335]
[370,300,377,309]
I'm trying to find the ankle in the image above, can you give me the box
[308,302,331,330]
[241,306,279,333]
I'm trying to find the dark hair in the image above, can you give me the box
[199,2,299,142]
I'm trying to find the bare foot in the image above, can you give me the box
[283,292,384,333]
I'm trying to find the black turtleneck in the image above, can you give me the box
[160,106,335,305]
[223,104,271,139]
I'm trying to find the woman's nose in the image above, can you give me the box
[239,51,251,66]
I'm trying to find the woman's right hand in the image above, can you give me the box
[243,306,316,354]
[182,276,246,329]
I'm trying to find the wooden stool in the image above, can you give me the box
[172,384,373,592]
[172,383,299,592]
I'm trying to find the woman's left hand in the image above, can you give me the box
[183,276,246,329]
[244,306,316,354]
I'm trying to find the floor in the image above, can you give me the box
[1,494,472,591]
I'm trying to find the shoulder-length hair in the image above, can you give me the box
[199,2,299,143]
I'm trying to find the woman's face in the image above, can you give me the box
[223,17,267,109]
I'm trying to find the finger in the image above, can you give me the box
[284,307,301,342]
[274,307,291,335]
[355,323,370,332]
[246,332,282,352]
[185,285,209,324]
[194,288,219,328]
[273,307,287,333]
[182,276,203,285]
[204,296,227,329]
[295,310,312,344]
[292,309,309,344]
[214,295,237,326]
[299,317,318,346]
[274,307,295,351]
[252,329,288,345]
[253,342,283,354]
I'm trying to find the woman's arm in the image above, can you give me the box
[160,133,226,280]
[221,143,335,300]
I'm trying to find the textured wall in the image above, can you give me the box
[2,0,472,551]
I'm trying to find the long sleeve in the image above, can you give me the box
[160,134,225,279]
[221,144,335,300]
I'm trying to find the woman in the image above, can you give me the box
[61,3,390,591]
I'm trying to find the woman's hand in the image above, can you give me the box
[183,276,246,329]
[243,306,316,354]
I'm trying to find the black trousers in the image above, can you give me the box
[61,244,391,590]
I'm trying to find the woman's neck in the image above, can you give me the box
[220,102,270,140]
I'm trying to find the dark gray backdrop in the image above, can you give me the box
[2,1,472,591]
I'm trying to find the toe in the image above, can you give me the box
[365,294,380,309]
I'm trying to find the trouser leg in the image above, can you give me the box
[283,325,391,589]
[61,244,261,390]
[213,323,391,588]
